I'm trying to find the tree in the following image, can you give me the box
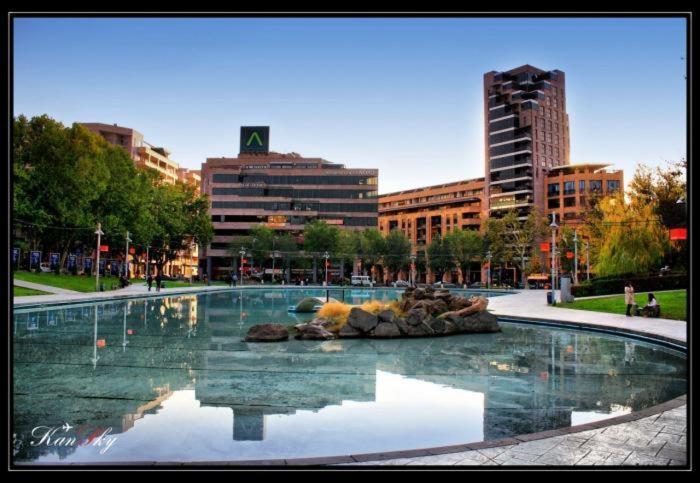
[444,228,483,286]
[427,236,453,283]
[506,210,549,287]
[594,192,669,277]
[304,220,340,282]
[484,215,513,284]
[383,229,411,281]
[335,229,362,280]
[359,228,386,282]
[143,182,214,277]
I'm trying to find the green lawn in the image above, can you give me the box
[563,289,687,321]
[13,270,129,292]
[13,286,50,296]
[13,270,224,292]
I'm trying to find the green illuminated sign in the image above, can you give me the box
[240,126,269,154]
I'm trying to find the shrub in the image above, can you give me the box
[360,300,387,315]
[317,301,352,331]
[572,274,687,297]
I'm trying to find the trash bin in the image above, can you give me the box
[547,291,554,305]
[99,283,105,292]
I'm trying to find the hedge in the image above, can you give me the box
[572,274,688,297]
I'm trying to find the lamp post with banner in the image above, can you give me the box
[410,253,417,287]
[239,247,246,287]
[323,251,330,287]
[486,251,492,290]
[549,213,558,305]
[95,223,104,291]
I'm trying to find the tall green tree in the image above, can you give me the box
[335,229,362,280]
[427,236,453,283]
[359,228,386,282]
[444,228,483,286]
[383,229,412,281]
[141,181,213,277]
[500,210,549,287]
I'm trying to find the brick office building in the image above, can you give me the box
[200,127,378,279]
[483,65,570,219]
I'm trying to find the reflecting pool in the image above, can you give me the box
[12,289,686,463]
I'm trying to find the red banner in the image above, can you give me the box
[129,247,136,254]
[670,228,687,241]
[566,251,574,259]
[540,242,550,252]
[100,245,109,252]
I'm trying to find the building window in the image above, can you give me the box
[548,183,560,196]
[607,179,620,192]
[548,198,560,209]
[564,196,576,207]
[590,180,602,193]
[579,180,585,192]
[564,181,575,195]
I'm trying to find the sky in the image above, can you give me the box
[13,17,687,194]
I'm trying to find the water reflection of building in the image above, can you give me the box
[195,293,377,441]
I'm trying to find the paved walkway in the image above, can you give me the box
[341,403,687,466]
[487,289,686,344]
[14,279,80,295]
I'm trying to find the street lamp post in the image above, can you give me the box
[323,251,330,287]
[573,229,578,285]
[585,241,590,281]
[549,213,559,305]
[239,248,246,287]
[124,231,132,279]
[271,237,277,284]
[95,223,104,292]
[486,251,492,290]
[410,253,417,287]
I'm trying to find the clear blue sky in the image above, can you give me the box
[14,17,686,194]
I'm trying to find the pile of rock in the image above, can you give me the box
[244,287,501,342]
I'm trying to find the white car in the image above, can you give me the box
[39,263,52,273]
[351,275,373,287]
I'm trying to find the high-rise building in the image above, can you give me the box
[200,126,378,279]
[483,65,570,219]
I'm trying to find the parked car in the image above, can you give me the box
[394,280,410,287]
[39,263,52,273]
[433,282,457,288]
[469,281,486,288]
[351,275,372,287]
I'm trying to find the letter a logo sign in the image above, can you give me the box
[240,126,270,154]
[246,131,263,147]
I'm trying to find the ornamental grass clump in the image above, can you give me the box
[359,300,387,315]
[317,301,352,331]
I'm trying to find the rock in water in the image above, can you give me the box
[338,324,362,338]
[295,297,319,313]
[456,311,501,333]
[295,323,336,340]
[377,309,396,323]
[347,308,379,333]
[373,322,401,338]
[245,324,289,342]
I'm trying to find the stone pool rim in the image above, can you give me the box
[12,288,687,467]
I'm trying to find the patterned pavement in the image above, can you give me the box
[341,404,687,466]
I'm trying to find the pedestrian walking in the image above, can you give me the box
[232,273,238,287]
[147,274,153,292]
[624,281,635,316]
[203,273,209,286]
[156,272,162,293]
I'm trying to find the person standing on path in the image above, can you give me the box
[147,274,153,292]
[156,272,162,293]
[232,273,238,287]
[625,281,635,316]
